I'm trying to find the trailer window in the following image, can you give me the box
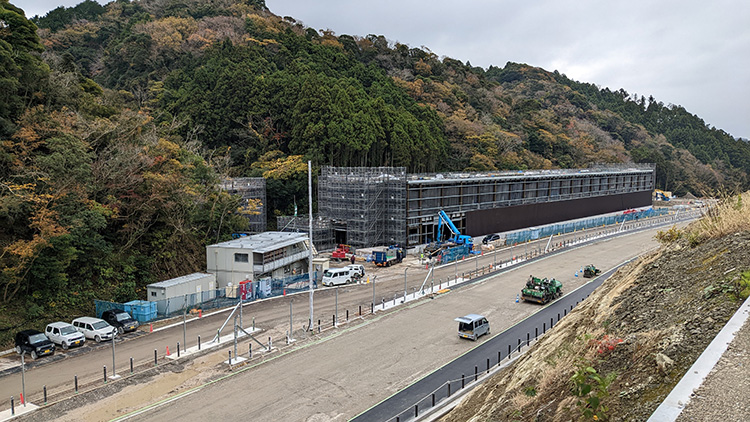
[234,253,249,263]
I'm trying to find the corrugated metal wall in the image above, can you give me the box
[465,191,652,236]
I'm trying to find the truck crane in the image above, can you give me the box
[437,210,473,246]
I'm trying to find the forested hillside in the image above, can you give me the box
[1,0,749,338]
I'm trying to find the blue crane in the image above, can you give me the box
[437,210,473,246]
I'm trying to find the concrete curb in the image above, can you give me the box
[647,295,750,421]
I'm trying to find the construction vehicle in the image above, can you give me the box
[437,210,473,246]
[424,210,474,259]
[521,276,563,304]
[331,244,354,262]
[583,264,601,278]
[654,189,672,201]
[373,247,404,267]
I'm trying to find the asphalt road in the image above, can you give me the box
[351,265,620,422]
[110,222,680,422]
[1,228,578,406]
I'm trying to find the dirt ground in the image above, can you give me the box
[441,229,750,421]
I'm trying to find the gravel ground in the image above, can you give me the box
[677,314,750,421]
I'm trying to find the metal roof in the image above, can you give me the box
[148,272,214,289]
[207,231,309,253]
[408,167,654,186]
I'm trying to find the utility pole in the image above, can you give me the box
[308,160,314,330]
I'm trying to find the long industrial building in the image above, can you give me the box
[312,164,655,249]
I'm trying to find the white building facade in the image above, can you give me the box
[206,232,311,288]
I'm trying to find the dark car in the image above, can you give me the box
[15,329,55,359]
[101,309,139,334]
[482,234,501,244]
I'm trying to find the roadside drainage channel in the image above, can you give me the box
[647,295,750,422]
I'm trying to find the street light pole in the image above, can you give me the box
[111,334,116,379]
[20,352,26,407]
[404,268,408,302]
[335,287,338,327]
[289,300,294,342]
[308,160,314,330]
[183,308,187,351]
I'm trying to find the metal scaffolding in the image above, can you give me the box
[277,215,335,252]
[221,177,267,233]
[318,167,407,248]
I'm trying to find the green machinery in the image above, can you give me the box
[583,264,602,278]
[521,275,563,304]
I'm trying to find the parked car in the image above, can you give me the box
[482,234,501,244]
[321,268,353,287]
[101,309,139,334]
[45,321,85,350]
[15,329,55,359]
[72,317,117,342]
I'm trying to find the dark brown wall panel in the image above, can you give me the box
[465,191,652,236]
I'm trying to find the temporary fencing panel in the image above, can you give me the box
[505,208,669,245]
[94,272,319,322]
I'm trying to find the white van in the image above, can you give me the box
[455,314,490,341]
[72,317,117,343]
[321,268,353,287]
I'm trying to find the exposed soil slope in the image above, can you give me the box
[442,228,750,421]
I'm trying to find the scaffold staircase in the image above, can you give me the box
[304,238,318,256]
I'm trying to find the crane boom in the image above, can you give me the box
[436,210,473,246]
[438,210,460,237]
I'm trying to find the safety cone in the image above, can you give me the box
[149,323,153,333]
[166,346,170,356]
[283,288,286,296]
[198,309,202,318]
[20,393,24,405]
[515,294,519,303]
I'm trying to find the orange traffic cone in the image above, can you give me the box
[166,346,170,356]
[198,309,202,318]
[20,393,24,405]
[149,323,153,333]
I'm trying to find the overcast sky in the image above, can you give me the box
[18,0,750,139]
